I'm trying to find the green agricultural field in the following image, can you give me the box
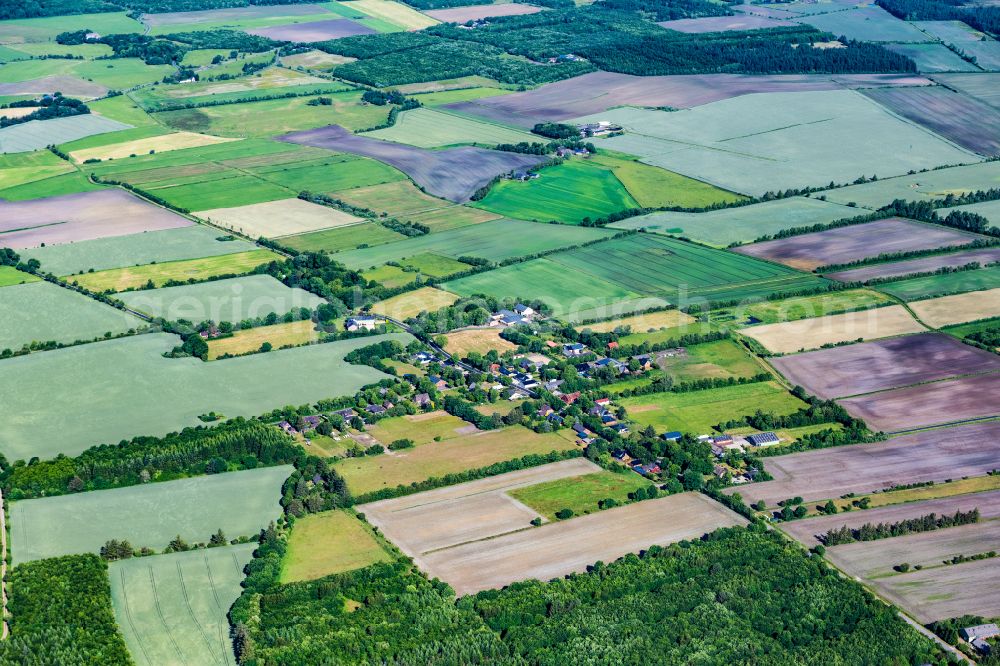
[509,470,653,520]
[333,218,614,270]
[280,510,391,583]
[336,180,455,218]
[21,226,258,276]
[180,48,232,66]
[941,316,1000,340]
[588,152,743,209]
[611,196,862,247]
[149,173,293,211]
[0,12,142,43]
[0,281,144,351]
[617,320,718,346]
[71,249,283,292]
[877,266,1000,301]
[86,95,159,126]
[711,289,895,325]
[58,125,172,154]
[335,426,577,496]
[74,58,175,89]
[206,320,318,359]
[365,410,471,446]
[940,199,1000,227]
[10,466,290,564]
[0,149,75,191]
[155,91,388,137]
[820,161,1000,209]
[280,222,406,253]
[0,265,39,287]
[0,332,410,459]
[363,253,468,287]
[110,544,257,666]
[249,152,405,193]
[473,159,638,225]
[606,337,758,393]
[363,107,536,148]
[408,86,513,106]
[4,42,111,58]
[0,170,104,200]
[620,381,808,435]
[117,275,324,322]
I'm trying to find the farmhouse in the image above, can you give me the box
[747,432,780,446]
[563,343,587,357]
[414,393,431,408]
[333,408,357,421]
[277,421,297,436]
[961,624,999,655]
[427,375,448,390]
[661,431,682,442]
[345,316,378,332]
[560,391,581,405]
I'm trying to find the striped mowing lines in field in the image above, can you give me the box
[110,544,256,666]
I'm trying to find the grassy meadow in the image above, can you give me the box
[280,510,392,583]
[509,470,653,520]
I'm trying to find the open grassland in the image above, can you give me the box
[110,544,256,666]
[621,381,808,435]
[800,5,931,41]
[0,11,141,43]
[821,161,1000,209]
[613,196,860,247]
[840,372,1000,432]
[0,266,38,287]
[365,411,472,447]
[880,267,1000,302]
[68,132,238,163]
[362,253,469,287]
[732,421,1000,506]
[369,286,460,320]
[280,223,406,254]
[22,225,257,276]
[10,466,290,564]
[0,56,170,90]
[197,198,363,237]
[0,149,75,190]
[280,510,391,584]
[132,68,330,104]
[421,492,746,596]
[941,199,1000,227]
[770,333,1000,399]
[58,126,169,154]
[867,556,1000,623]
[363,107,536,148]
[655,338,763,382]
[943,316,1000,341]
[336,180,454,217]
[909,287,1000,327]
[444,328,519,357]
[280,49,355,70]
[715,289,894,325]
[0,281,143,351]
[509,470,653,520]
[617,320,717,346]
[336,425,578,496]
[247,152,405,195]
[117,275,324,322]
[734,218,982,271]
[90,95,159,126]
[69,249,282,292]
[577,309,695,333]
[573,90,975,196]
[333,218,613,270]
[0,332,407,459]
[0,170,104,201]
[156,92,388,138]
[588,152,743,209]
[0,114,132,154]
[473,158,638,224]
[742,305,925,354]
[207,320,319,359]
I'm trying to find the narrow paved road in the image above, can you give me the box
[1,488,7,640]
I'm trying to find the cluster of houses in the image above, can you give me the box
[961,623,998,656]
[558,342,656,379]
[706,431,779,457]
[510,170,540,182]
[546,53,584,63]
[577,121,623,138]
[489,303,537,327]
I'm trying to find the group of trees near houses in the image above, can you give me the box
[822,509,981,545]
[229,525,947,665]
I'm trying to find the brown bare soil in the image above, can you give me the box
[872,557,1000,623]
[770,333,1000,398]
[742,305,925,354]
[728,421,1000,506]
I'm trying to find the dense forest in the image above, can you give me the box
[877,0,999,37]
[0,555,131,665]
[231,524,947,664]
[0,94,89,128]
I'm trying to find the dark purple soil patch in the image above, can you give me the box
[733,217,980,271]
[770,332,1000,399]
[0,76,107,99]
[0,190,191,249]
[443,71,933,127]
[142,4,331,26]
[277,124,545,202]
[827,247,1000,282]
[862,85,1000,157]
[248,19,375,43]
[727,421,1000,505]
[425,3,543,22]
[657,14,797,32]
[840,372,1000,432]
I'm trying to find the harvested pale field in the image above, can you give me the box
[278,124,545,202]
[577,309,695,333]
[420,492,746,595]
[444,328,518,357]
[196,197,363,238]
[344,0,439,29]
[827,247,1000,282]
[147,67,328,100]
[249,19,375,42]
[733,218,980,271]
[424,3,542,22]
[0,74,107,98]
[68,131,238,162]
[770,333,1000,398]
[118,274,325,322]
[781,489,1000,546]
[280,49,356,69]
[369,286,459,320]
[69,249,281,292]
[863,85,1000,156]
[742,305,925,354]
[909,288,1000,327]
[360,458,601,554]
[840,372,1000,432]
[207,320,319,359]
[872,557,1000,623]
[0,114,131,153]
[0,190,191,249]
[798,5,932,41]
[728,421,1000,506]
[444,71,932,127]
[0,107,41,120]
[658,14,796,31]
